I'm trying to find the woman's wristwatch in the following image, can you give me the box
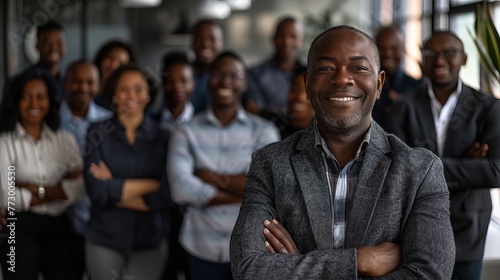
[37,185,46,200]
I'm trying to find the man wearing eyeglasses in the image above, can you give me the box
[387,31,500,280]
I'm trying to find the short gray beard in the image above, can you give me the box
[317,107,366,136]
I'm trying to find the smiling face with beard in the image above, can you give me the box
[305,27,385,137]
[314,91,366,135]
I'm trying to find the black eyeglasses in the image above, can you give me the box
[422,49,463,60]
[211,71,245,81]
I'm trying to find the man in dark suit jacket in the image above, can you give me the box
[372,25,425,129]
[386,31,500,280]
[230,25,455,279]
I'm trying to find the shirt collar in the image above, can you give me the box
[161,102,194,124]
[204,106,249,126]
[60,102,73,121]
[15,122,56,141]
[426,79,463,106]
[111,114,156,135]
[60,101,110,122]
[87,101,111,121]
[314,120,371,161]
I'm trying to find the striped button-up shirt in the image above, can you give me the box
[314,123,371,248]
[167,107,280,262]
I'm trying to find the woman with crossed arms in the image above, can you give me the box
[84,64,170,280]
[0,68,84,279]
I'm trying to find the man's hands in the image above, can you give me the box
[465,142,489,158]
[64,168,82,179]
[263,219,300,255]
[90,161,113,180]
[263,219,401,277]
[356,242,402,277]
[15,183,37,194]
[195,169,246,197]
[195,170,229,189]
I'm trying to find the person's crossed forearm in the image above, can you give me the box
[263,219,402,277]
[195,169,246,197]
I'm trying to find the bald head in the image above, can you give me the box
[423,30,464,50]
[64,60,100,113]
[374,26,404,76]
[307,25,380,71]
[273,16,304,61]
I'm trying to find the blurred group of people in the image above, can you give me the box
[0,13,498,280]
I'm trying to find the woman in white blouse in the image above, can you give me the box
[0,68,85,280]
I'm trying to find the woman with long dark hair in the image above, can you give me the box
[0,68,85,280]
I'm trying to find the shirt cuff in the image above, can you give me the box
[197,183,218,207]
[18,187,32,212]
[107,178,125,203]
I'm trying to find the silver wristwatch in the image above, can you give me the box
[37,185,46,200]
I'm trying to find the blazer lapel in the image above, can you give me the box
[291,127,333,250]
[443,85,473,156]
[414,87,438,153]
[345,124,392,247]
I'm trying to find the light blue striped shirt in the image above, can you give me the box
[167,107,280,262]
[159,102,194,132]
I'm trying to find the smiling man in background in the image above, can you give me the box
[387,31,500,280]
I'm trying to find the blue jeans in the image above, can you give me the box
[187,253,232,280]
[452,259,483,280]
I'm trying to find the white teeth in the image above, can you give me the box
[292,104,308,111]
[434,68,448,74]
[329,97,356,101]
[200,49,212,58]
[49,53,60,60]
[29,109,40,116]
[218,89,232,97]
[126,101,138,108]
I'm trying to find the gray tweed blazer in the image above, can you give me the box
[230,122,455,280]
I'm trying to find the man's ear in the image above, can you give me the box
[376,70,386,100]
[303,72,310,100]
[462,52,468,66]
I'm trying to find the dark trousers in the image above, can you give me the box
[452,259,483,280]
[0,212,82,280]
[187,253,232,280]
[162,205,190,280]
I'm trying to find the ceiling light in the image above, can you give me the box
[227,0,252,10]
[121,0,162,8]
[198,0,231,19]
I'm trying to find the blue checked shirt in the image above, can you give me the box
[314,123,371,248]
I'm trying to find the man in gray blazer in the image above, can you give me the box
[386,31,500,280]
[230,25,455,279]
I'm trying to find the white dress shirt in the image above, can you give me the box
[0,122,85,216]
[427,80,462,157]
